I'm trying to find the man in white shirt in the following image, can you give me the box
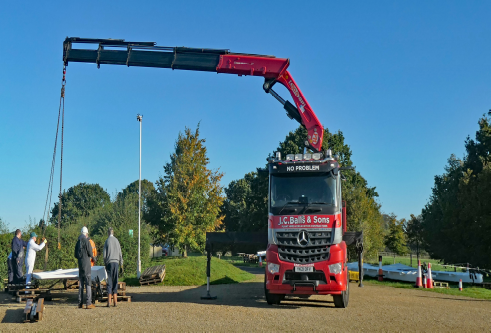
[25,232,47,291]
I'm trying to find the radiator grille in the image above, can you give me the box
[276,231,331,264]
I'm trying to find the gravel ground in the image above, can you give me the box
[1,274,490,332]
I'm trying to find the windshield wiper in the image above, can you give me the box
[304,207,322,213]
[277,202,301,215]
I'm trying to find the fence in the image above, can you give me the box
[378,252,431,260]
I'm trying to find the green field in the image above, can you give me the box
[122,255,255,287]
[220,256,267,267]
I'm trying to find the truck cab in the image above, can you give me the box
[264,150,350,308]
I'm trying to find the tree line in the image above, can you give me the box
[385,114,491,269]
[417,114,491,268]
[0,121,391,283]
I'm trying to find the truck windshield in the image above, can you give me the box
[270,173,338,214]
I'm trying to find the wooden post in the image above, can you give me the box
[410,253,413,267]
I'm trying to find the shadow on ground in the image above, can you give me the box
[1,309,24,323]
[129,279,337,309]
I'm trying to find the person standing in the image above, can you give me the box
[103,228,123,307]
[11,229,27,283]
[88,236,97,267]
[75,226,96,309]
[25,232,47,291]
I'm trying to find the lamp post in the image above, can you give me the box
[136,114,143,279]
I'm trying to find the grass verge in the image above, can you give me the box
[220,256,267,267]
[122,255,255,287]
[362,276,491,300]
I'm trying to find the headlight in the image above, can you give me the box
[268,263,280,274]
[329,263,342,275]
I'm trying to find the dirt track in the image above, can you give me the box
[1,275,490,332]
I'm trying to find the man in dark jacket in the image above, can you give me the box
[11,229,27,283]
[74,226,96,309]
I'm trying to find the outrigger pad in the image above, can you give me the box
[205,232,268,254]
[343,231,363,246]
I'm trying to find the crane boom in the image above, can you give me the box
[63,37,324,151]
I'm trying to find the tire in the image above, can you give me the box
[264,275,284,305]
[333,275,349,308]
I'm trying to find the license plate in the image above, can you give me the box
[295,266,313,273]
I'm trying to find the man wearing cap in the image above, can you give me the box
[75,226,96,309]
[25,232,47,291]
[11,229,27,283]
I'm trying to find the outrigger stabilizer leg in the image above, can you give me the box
[357,239,364,288]
[201,243,217,300]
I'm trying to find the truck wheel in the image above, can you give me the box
[264,276,284,305]
[333,276,349,308]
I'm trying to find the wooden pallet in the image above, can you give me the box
[16,290,52,303]
[139,277,164,286]
[434,281,449,288]
[24,298,45,322]
[100,281,126,290]
[93,288,126,296]
[140,265,166,285]
[16,288,51,295]
[140,265,166,280]
[64,279,79,289]
[17,294,39,303]
[95,295,131,303]
[8,282,39,293]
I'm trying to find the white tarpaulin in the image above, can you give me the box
[347,262,483,284]
[32,266,107,282]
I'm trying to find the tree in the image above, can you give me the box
[222,125,385,259]
[421,114,491,268]
[0,217,11,289]
[222,171,268,232]
[153,125,225,256]
[405,214,424,261]
[50,183,111,228]
[117,179,156,215]
[384,214,408,256]
[0,217,9,234]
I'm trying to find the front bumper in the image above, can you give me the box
[265,243,347,295]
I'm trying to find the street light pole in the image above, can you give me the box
[136,114,143,279]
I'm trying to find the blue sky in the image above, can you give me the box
[1,1,490,230]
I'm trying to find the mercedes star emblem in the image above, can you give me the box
[297,231,309,247]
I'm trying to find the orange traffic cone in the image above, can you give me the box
[259,255,263,267]
[459,279,463,291]
[378,255,383,281]
[415,260,423,288]
[427,263,434,289]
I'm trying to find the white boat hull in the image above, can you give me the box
[347,262,482,284]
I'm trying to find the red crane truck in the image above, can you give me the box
[62,37,356,308]
[265,150,350,307]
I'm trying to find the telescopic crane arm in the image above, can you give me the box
[63,37,324,152]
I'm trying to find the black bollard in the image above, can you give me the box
[201,244,217,300]
[357,241,364,288]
